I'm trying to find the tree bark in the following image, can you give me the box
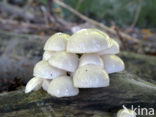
[0,71,155,117]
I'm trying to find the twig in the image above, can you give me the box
[76,0,83,10]
[0,29,47,39]
[40,6,55,24]
[47,0,54,15]
[0,2,34,21]
[130,0,142,28]
[70,0,83,20]
[0,18,64,32]
[41,6,50,25]
[54,0,140,43]
[115,27,126,49]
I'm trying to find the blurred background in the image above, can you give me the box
[0,0,155,92]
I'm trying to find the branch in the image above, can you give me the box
[130,0,142,28]
[0,2,34,21]
[54,0,140,43]
[0,18,66,32]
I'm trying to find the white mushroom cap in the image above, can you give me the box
[67,29,111,53]
[79,53,104,68]
[101,55,125,74]
[42,79,51,91]
[73,65,109,88]
[33,60,66,79]
[98,39,120,55]
[44,33,70,51]
[47,76,79,97]
[42,51,55,61]
[117,106,136,117]
[25,77,43,93]
[48,52,79,72]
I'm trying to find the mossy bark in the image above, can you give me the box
[0,71,156,117]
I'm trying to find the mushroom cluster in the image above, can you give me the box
[25,29,125,97]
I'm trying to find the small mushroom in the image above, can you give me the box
[67,29,111,53]
[42,51,55,61]
[98,39,120,55]
[79,53,104,68]
[101,55,125,74]
[44,33,70,52]
[25,77,43,93]
[48,52,79,72]
[73,65,109,88]
[42,79,51,91]
[47,76,79,97]
[117,105,136,117]
[33,60,66,79]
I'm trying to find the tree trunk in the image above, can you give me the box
[0,71,155,117]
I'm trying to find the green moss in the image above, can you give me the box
[119,52,156,83]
